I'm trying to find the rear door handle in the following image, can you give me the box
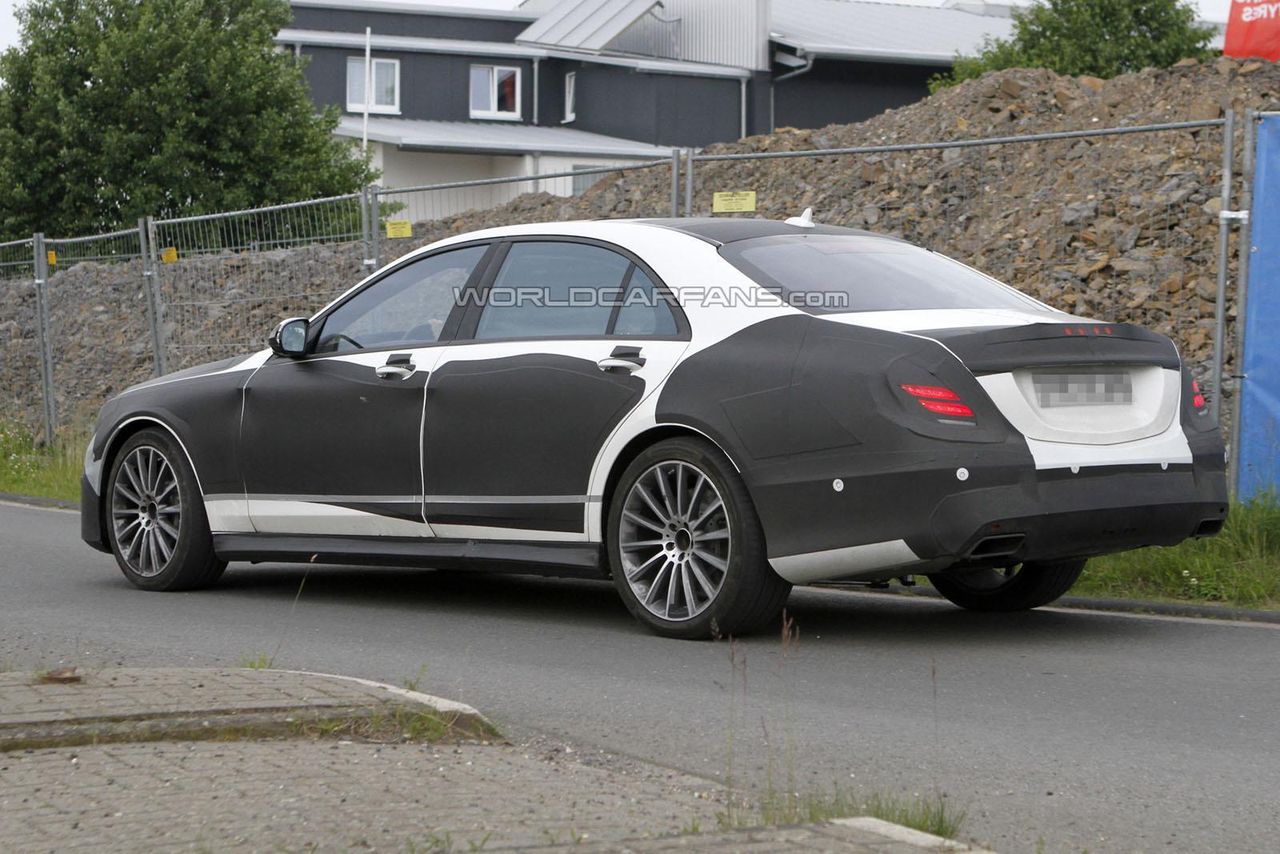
[598,346,646,374]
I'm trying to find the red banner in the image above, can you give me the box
[1224,1,1280,61]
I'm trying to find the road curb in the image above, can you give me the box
[277,669,495,734]
[0,491,77,510]
[852,586,1280,624]
[832,817,994,852]
[0,667,497,752]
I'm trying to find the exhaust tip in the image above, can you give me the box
[967,533,1026,559]
[1192,518,1225,539]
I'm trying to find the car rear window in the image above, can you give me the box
[720,234,1051,314]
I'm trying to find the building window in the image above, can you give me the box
[563,72,576,123]
[470,65,521,120]
[346,57,400,114]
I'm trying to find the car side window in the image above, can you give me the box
[315,245,487,354]
[612,267,677,337]
[474,242,631,340]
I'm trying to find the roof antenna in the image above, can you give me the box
[785,207,815,228]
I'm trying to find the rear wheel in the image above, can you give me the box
[928,559,1086,612]
[607,437,790,639]
[106,429,226,591]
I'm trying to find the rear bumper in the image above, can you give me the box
[923,464,1228,569]
[762,445,1228,584]
[81,475,111,553]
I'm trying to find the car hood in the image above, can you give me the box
[120,353,259,396]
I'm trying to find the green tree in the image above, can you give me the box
[931,0,1216,91]
[0,0,375,238]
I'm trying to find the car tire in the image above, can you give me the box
[105,428,226,592]
[928,559,1086,612]
[607,436,791,639]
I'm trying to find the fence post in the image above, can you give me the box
[1211,109,1237,424]
[361,185,376,274]
[683,149,695,217]
[143,217,168,376]
[1229,110,1257,494]
[138,217,167,377]
[31,233,56,445]
[670,148,681,217]
[369,184,382,270]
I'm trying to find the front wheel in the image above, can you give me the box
[928,559,1086,612]
[607,437,790,639]
[106,429,226,591]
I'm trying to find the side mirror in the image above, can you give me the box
[269,317,309,358]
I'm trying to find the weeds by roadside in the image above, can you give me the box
[1075,497,1280,608]
[715,612,968,840]
[0,422,84,502]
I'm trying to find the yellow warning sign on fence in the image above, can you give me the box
[46,250,56,267]
[712,191,757,213]
[385,220,413,239]
[160,246,178,264]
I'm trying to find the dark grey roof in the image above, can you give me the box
[517,0,660,52]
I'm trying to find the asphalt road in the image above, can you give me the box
[3,500,1278,853]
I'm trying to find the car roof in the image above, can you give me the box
[630,217,896,246]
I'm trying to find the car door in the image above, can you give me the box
[421,238,690,541]
[240,243,491,536]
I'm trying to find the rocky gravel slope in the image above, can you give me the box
[3,59,1276,434]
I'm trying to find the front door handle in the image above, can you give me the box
[375,364,415,380]
[376,354,416,380]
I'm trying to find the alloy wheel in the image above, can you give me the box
[111,445,182,577]
[618,460,730,621]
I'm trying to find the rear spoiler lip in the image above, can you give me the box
[912,322,1181,375]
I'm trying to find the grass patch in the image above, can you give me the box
[0,422,84,502]
[238,652,273,670]
[861,791,965,839]
[1074,497,1280,609]
[727,787,964,839]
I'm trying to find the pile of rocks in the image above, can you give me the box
[423,62,1280,391]
[4,59,1276,433]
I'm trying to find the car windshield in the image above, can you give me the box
[720,234,1053,314]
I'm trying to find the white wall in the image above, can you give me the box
[372,144,650,221]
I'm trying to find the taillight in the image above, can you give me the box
[920,399,976,418]
[1191,379,1207,412]
[901,384,976,420]
[899,384,960,401]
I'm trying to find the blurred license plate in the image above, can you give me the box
[1033,371,1132,407]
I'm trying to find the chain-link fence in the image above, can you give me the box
[0,119,1252,453]
[370,160,674,264]
[0,238,40,434]
[43,228,150,429]
[149,194,368,372]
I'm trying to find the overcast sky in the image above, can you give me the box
[0,0,1236,53]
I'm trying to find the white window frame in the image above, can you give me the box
[562,71,576,124]
[470,64,522,121]
[346,56,400,115]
